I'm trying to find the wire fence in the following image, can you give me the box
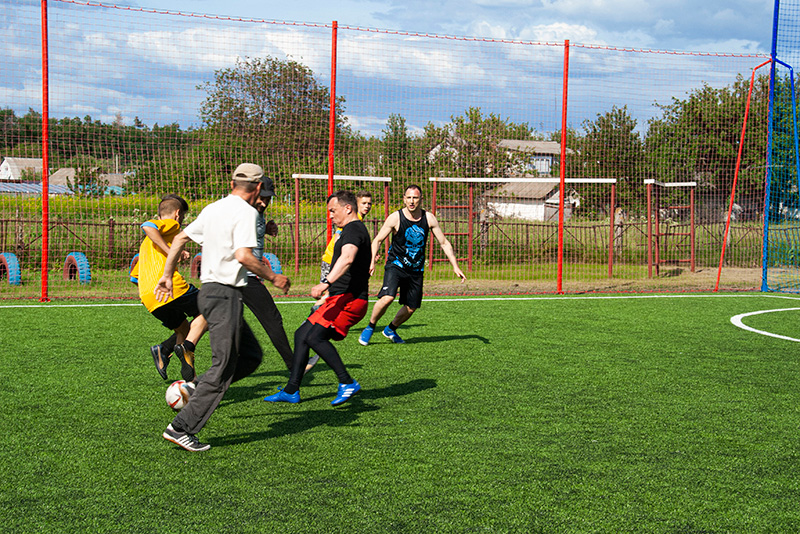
[0,0,775,299]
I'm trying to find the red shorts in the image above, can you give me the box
[308,293,368,340]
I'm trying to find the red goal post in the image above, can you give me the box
[428,176,620,282]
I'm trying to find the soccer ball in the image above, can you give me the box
[165,380,190,411]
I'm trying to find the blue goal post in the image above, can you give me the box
[763,0,800,292]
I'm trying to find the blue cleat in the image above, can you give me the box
[331,380,361,406]
[382,326,405,344]
[359,325,374,346]
[263,388,300,404]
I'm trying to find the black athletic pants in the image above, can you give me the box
[284,320,352,394]
[242,275,294,370]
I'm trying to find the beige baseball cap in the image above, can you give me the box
[232,163,264,182]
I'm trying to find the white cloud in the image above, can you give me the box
[517,22,600,44]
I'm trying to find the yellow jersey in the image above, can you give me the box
[322,213,363,264]
[134,218,190,312]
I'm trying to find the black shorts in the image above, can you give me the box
[377,264,424,309]
[151,285,200,330]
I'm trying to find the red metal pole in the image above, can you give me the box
[429,179,438,269]
[557,40,570,293]
[608,183,615,278]
[294,176,300,274]
[690,188,696,272]
[384,182,390,219]
[383,182,390,261]
[654,186,660,275]
[326,21,338,242]
[647,182,653,278]
[715,59,771,291]
[468,183,474,272]
[40,0,50,302]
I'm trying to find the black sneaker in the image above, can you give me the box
[151,345,169,380]
[174,344,196,382]
[162,423,210,452]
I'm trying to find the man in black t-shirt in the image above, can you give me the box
[264,190,371,407]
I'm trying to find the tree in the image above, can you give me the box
[645,75,769,207]
[382,114,410,168]
[65,155,108,197]
[198,56,348,160]
[768,74,800,221]
[426,107,534,179]
[576,105,645,213]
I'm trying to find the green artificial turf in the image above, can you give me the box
[1,294,799,533]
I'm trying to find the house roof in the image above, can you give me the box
[0,157,44,181]
[498,140,574,155]
[485,181,558,200]
[50,167,76,186]
[0,182,74,195]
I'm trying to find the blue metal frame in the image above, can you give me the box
[762,0,781,291]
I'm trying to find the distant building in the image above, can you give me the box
[0,157,128,195]
[498,140,574,177]
[0,157,43,181]
[484,180,579,222]
[0,182,74,195]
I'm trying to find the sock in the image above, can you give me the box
[368,321,376,329]
[388,322,399,331]
[283,385,298,394]
[183,340,196,353]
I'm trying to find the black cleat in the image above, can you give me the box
[151,345,169,380]
[174,344,196,383]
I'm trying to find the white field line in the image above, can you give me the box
[5,293,800,342]
[2,292,800,309]
[730,307,800,343]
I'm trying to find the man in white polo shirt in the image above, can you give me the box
[155,163,291,452]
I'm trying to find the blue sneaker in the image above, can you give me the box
[331,381,361,406]
[382,326,405,344]
[359,325,374,346]
[263,388,300,403]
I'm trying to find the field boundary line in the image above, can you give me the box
[2,293,800,309]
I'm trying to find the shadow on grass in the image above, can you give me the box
[357,323,490,345]
[402,334,490,344]
[214,378,437,446]
[222,363,366,406]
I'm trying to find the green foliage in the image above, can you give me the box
[572,106,645,213]
[424,107,535,179]
[198,56,348,157]
[769,74,800,222]
[646,75,768,193]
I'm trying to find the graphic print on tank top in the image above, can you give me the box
[390,210,429,272]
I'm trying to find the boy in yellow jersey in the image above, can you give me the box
[134,195,206,382]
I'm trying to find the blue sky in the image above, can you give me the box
[130,0,775,54]
[0,0,780,139]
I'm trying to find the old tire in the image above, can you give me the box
[0,252,22,285]
[63,252,92,284]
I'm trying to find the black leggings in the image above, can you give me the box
[284,320,352,393]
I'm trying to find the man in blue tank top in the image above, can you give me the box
[359,184,466,345]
